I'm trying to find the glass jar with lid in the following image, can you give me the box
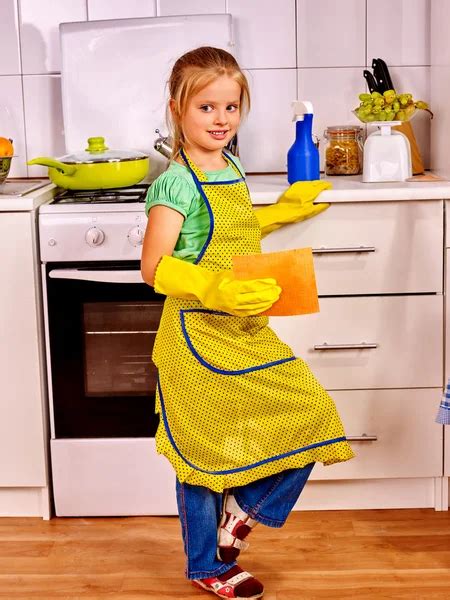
[324,126,363,175]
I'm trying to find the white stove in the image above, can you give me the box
[39,184,149,264]
[37,12,233,518]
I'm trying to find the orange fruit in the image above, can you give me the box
[0,137,14,157]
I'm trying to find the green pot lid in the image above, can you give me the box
[60,137,149,164]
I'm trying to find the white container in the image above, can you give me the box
[362,121,412,182]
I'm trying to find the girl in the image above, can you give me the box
[141,46,354,600]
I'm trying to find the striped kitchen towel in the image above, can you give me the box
[436,378,450,424]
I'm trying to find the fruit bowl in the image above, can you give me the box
[352,108,419,124]
[0,156,12,185]
[353,91,432,124]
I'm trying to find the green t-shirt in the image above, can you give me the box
[145,157,245,263]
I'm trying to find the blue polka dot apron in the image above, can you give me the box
[152,149,354,492]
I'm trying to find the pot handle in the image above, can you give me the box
[27,157,77,176]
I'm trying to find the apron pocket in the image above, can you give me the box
[180,308,295,375]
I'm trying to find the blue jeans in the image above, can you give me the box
[176,464,314,580]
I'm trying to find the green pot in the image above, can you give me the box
[27,136,150,190]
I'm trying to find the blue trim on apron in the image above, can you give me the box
[179,308,296,375]
[180,148,249,264]
[157,376,348,475]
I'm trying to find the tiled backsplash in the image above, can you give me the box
[1,0,431,177]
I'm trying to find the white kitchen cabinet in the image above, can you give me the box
[261,198,445,509]
[313,388,442,480]
[273,295,442,390]
[263,200,443,295]
[0,211,49,517]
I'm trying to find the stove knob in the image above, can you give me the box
[85,227,105,247]
[127,225,144,247]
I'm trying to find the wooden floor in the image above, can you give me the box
[0,509,449,599]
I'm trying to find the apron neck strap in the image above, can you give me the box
[179,148,243,182]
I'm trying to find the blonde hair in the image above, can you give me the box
[167,46,250,158]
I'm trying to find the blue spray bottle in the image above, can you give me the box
[287,101,320,184]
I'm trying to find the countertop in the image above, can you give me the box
[247,173,450,203]
[0,180,55,212]
[2,173,450,212]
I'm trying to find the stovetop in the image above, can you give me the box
[52,183,149,204]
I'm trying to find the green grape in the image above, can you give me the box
[355,90,432,123]
[383,90,396,104]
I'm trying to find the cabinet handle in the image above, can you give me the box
[313,342,378,351]
[347,434,378,442]
[312,246,375,254]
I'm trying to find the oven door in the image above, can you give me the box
[44,261,164,438]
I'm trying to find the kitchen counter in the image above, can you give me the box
[247,173,450,204]
[0,180,55,211]
[3,174,450,212]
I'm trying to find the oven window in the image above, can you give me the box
[84,301,160,396]
[46,264,165,438]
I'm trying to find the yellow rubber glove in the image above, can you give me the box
[254,180,332,237]
[154,255,281,316]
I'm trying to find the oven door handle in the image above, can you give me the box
[48,268,145,284]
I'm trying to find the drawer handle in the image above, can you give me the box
[347,434,378,442]
[312,246,375,254]
[313,342,378,351]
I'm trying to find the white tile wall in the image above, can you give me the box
[0,0,433,176]
[19,0,87,74]
[430,0,450,174]
[88,0,156,21]
[0,76,27,177]
[23,75,65,178]
[229,0,296,69]
[367,0,430,66]
[297,0,366,68]
[0,0,21,75]
[239,69,297,172]
[159,0,225,16]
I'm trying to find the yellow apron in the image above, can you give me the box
[153,150,354,492]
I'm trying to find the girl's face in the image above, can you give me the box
[180,75,241,158]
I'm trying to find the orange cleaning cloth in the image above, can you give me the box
[232,248,319,316]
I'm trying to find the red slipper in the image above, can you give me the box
[192,565,264,599]
[217,493,258,563]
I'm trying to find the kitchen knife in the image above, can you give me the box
[363,69,379,93]
[371,58,389,93]
[375,58,395,91]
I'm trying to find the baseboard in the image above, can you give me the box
[0,487,51,519]
[295,477,447,511]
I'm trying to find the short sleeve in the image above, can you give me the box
[145,170,198,217]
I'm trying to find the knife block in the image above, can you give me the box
[392,121,424,175]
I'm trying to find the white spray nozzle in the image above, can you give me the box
[292,100,314,122]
